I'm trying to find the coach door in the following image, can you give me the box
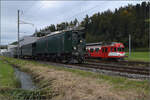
[102,47,108,58]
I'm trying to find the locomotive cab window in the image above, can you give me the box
[82,32,85,38]
[102,48,104,53]
[90,48,94,52]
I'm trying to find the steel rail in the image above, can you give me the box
[85,59,149,67]
[77,62,149,75]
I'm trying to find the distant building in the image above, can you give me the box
[7,45,17,57]
[0,49,8,54]
[0,49,10,56]
[8,45,17,52]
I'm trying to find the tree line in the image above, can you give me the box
[33,18,79,37]
[32,2,150,48]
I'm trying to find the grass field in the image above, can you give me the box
[0,60,18,88]
[125,52,150,62]
[1,56,149,100]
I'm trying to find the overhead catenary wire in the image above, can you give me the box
[18,2,100,35]
[65,5,100,22]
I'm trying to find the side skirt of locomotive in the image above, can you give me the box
[33,53,84,64]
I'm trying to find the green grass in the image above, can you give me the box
[125,52,150,62]
[0,60,19,88]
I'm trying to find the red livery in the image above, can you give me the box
[86,42,125,59]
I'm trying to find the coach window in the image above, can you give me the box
[118,48,120,51]
[118,48,122,52]
[122,48,124,51]
[120,48,122,51]
[90,48,94,53]
[105,48,108,52]
[95,48,99,52]
[102,48,104,53]
[114,48,117,52]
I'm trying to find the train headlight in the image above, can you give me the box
[73,46,77,50]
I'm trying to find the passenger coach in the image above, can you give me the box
[86,42,125,60]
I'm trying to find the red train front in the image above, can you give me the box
[86,42,125,59]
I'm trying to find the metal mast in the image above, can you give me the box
[129,34,131,57]
[17,10,20,58]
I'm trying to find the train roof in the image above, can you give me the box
[86,42,122,46]
[46,30,64,37]
[39,27,84,38]
[19,36,39,47]
[86,42,103,46]
[38,30,66,39]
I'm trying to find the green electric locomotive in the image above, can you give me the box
[33,28,85,63]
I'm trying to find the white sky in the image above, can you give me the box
[1,0,143,45]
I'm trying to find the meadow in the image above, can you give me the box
[125,52,150,62]
[0,56,149,100]
[0,60,18,88]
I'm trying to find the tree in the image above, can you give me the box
[73,18,78,26]
[31,2,149,48]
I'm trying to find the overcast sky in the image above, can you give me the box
[1,0,143,45]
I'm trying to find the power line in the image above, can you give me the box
[65,5,99,21]
[20,20,34,27]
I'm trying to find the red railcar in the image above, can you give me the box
[86,42,125,59]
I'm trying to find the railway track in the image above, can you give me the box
[85,59,149,67]
[78,62,149,76]
[24,59,150,79]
